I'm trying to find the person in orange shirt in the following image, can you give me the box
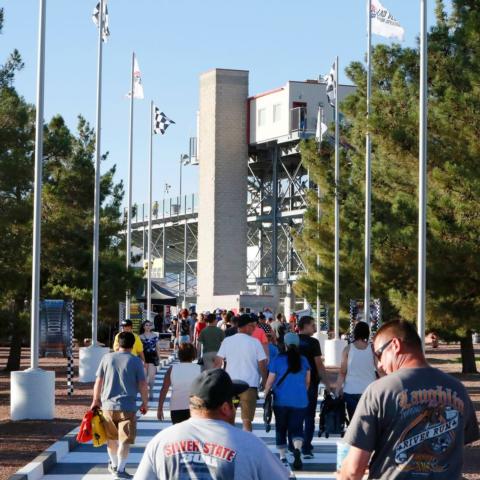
[251,313,269,361]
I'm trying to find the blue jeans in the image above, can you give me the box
[343,393,361,423]
[273,406,306,448]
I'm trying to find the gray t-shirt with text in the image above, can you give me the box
[96,351,145,412]
[344,366,479,479]
[134,418,288,480]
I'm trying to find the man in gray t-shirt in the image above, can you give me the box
[134,369,288,480]
[91,331,148,479]
[339,320,479,479]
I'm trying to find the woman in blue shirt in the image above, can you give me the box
[264,332,310,470]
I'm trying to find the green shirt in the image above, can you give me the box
[199,325,225,353]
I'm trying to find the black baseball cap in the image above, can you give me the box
[190,369,248,409]
[121,319,133,327]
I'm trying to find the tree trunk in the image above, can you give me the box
[5,328,22,372]
[460,332,478,374]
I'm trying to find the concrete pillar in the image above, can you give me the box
[197,69,249,311]
[284,282,293,319]
[79,345,109,383]
[11,369,55,420]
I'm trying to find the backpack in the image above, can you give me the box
[318,392,347,438]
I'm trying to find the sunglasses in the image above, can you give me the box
[374,338,394,361]
[232,397,240,408]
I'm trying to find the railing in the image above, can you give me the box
[290,107,307,133]
[125,194,199,223]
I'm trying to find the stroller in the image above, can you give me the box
[318,391,347,438]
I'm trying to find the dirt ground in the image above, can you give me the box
[0,344,479,480]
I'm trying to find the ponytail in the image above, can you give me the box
[285,344,301,373]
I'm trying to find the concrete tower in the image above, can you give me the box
[196,69,249,312]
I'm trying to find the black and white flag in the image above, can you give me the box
[153,107,175,135]
[92,1,110,42]
[324,61,336,108]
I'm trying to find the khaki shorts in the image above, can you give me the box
[239,387,257,422]
[102,410,137,444]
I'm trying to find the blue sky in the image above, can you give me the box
[1,0,445,209]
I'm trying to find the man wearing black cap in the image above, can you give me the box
[214,314,268,432]
[134,369,288,479]
[113,320,145,362]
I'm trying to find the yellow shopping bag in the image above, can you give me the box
[91,409,107,447]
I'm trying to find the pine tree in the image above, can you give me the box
[296,0,479,372]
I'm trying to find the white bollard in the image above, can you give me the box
[11,368,55,420]
[78,346,109,383]
[315,331,328,356]
[324,339,347,367]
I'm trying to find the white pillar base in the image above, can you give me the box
[315,331,329,357]
[324,339,347,367]
[11,368,55,420]
[79,346,109,383]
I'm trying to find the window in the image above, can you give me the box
[258,108,266,126]
[273,103,281,123]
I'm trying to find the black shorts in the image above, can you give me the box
[144,351,159,366]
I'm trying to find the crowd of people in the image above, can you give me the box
[91,308,479,480]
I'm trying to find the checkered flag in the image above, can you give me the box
[324,61,336,107]
[92,1,110,42]
[153,107,175,135]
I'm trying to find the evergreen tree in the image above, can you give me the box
[0,10,140,368]
[296,0,479,372]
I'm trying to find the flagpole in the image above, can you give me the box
[418,0,428,348]
[364,0,373,324]
[147,101,154,321]
[316,105,323,332]
[30,0,47,369]
[125,51,135,317]
[91,0,104,346]
[334,56,340,339]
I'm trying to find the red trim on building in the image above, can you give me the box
[247,86,284,101]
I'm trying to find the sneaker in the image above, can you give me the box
[281,457,289,467]
[302,451,314,459]
[115,470,133,479]
[107,462,117,476]
[293,448,303,470]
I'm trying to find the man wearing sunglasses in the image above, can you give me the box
[338,319,479,480]
[134,369,288,479]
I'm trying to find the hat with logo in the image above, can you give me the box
[190,369,249,409]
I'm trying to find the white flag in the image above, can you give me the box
[92,1,110,42]
[324,61,336,108]
[315,107,328,142]
[127,56,144,99]
[371,0,405,41]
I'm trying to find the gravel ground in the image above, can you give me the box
[0,343,478,480]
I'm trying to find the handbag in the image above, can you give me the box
[91,409,107,447]
[76,409,94,443]
[263,368,291,432]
